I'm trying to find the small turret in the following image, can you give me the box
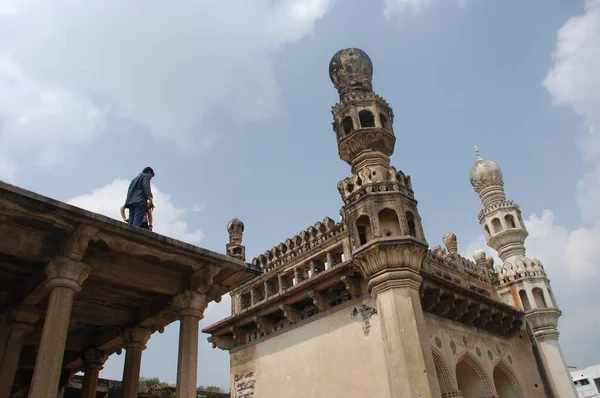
[226,218,246,261]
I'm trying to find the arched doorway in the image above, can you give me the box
[456,355,490,398]
[493,362,523,398]
[432,350,454,395]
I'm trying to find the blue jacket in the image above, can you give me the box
[125,173,153,207]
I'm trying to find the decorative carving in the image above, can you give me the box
[355,240,427,281]
[45,257,91,293]
[442,232,458,254]
[121,327,153,350]
[190,265,222,293]
[82,348,107,370]
[329,48,373,100]
[63,224,99,261]
[253,316,272,335]
[171,291,208,318]
[351,305,377,336]
[208,335,235,350]
[234,372,256,398]
[226,218,246,261]
[340,275,361,298]
[338,129,396,165]
[308,290,328,312]
[279,304,299,324]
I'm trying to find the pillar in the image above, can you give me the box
[356,242,441,398]
[121,327,153,398]
[81,348,107,398]
[29,258,90,398]
[172,291,208,398]
[0,306,39,398]
[56,369,73,398]
[528,310,577,398]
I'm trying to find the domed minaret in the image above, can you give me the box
[331,48,440,397]
[469,148,577,398]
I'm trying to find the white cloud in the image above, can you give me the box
[0,0,334,179]
[67,179,204,244]
[383,0,467,17]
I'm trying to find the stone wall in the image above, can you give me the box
[229,297,390,398]
[425,313,548,397]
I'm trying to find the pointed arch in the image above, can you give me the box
[455,351,494,397]
[493,359,525,398]
[431,349,455,394]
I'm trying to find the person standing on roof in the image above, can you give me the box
[124,167,155,227]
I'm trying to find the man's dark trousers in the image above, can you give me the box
[128,201,146,227]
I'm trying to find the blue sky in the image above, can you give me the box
[1,0,599,390]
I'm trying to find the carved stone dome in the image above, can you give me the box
[227,218,244,233]
[469,152,503,192]
[329,48,373,99]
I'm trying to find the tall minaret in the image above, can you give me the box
[331,48,440,398]
[469,148,576,398]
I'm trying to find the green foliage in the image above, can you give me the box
[489,268,500,285]
[197,385,223,392]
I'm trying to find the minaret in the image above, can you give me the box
[331,48,440,398]
[469,148,576,398]
[226,218,246,261]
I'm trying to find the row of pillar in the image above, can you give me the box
[0,256,209,398]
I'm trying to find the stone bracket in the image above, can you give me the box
[120,327,153,350]
[341,275,361,298]
[82,348,108,369]
[253,316,272,335]
[171,291,208,319]
[308,289,328,312]
[191,264,222,293]
[279,304,299,324]
[229,326,247,345]
[208,335,235,350]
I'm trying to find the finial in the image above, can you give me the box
[474,145,482,160]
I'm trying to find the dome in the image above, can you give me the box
[227,218,244,233]
[329,48,373,98]
[469,147,503,192]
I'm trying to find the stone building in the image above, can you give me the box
[203,49,577,398]
[0,181,258,397]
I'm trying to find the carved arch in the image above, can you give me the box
[493,359,525,398]
[432,349,455,393]
[455,351,494,396]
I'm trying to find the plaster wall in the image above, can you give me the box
[425,314,548,397]
[229,298,390,398]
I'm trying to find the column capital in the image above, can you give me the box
[82,348,108,370]
[45,257,91,293]
[369,268,423,295]
[171,291,208,319]
[121,327,153,350]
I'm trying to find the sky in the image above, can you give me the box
[1,0,599,390]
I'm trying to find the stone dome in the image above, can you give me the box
[469,149,503,191]
[227,218,244,233]
[329,48,373,98]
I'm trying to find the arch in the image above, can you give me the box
[342,116,354,136]
[492,218,502,233]
[455,352,494,398]
[532,287,547,308]
[518,290,531,311]
[432,349,454,394]
[505,214,516,228]
[378,208,402,237]
[356,215,372,246]
[493,360,525,398]
[359,109,375,128]
[379,112,391,131]
[484,225,491,238]
[405,212,417,238]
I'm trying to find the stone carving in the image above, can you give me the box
[337,165,413,204]
[234,372,256,398]
[329,48,373,100]
[251,217,344,273]
[498,256,547,284]
[226,218,246,261]
[351,304,377,336]
[442,232,458,254]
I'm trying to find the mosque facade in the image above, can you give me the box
[204,48,577,398]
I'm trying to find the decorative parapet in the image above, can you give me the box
[251,217,346,273]
[422,246,492,296]
[497,257,547,285]
[477,200,520,222]
[337,165,413,205]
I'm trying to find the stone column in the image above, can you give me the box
[81,348,107,398]
[29,258,90,398]
[356,241,441,398]
[528,309,577,398]
[0,306,39,398]
[172,291,208,398]
[121,327,153,398]
[56,369,73,398]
